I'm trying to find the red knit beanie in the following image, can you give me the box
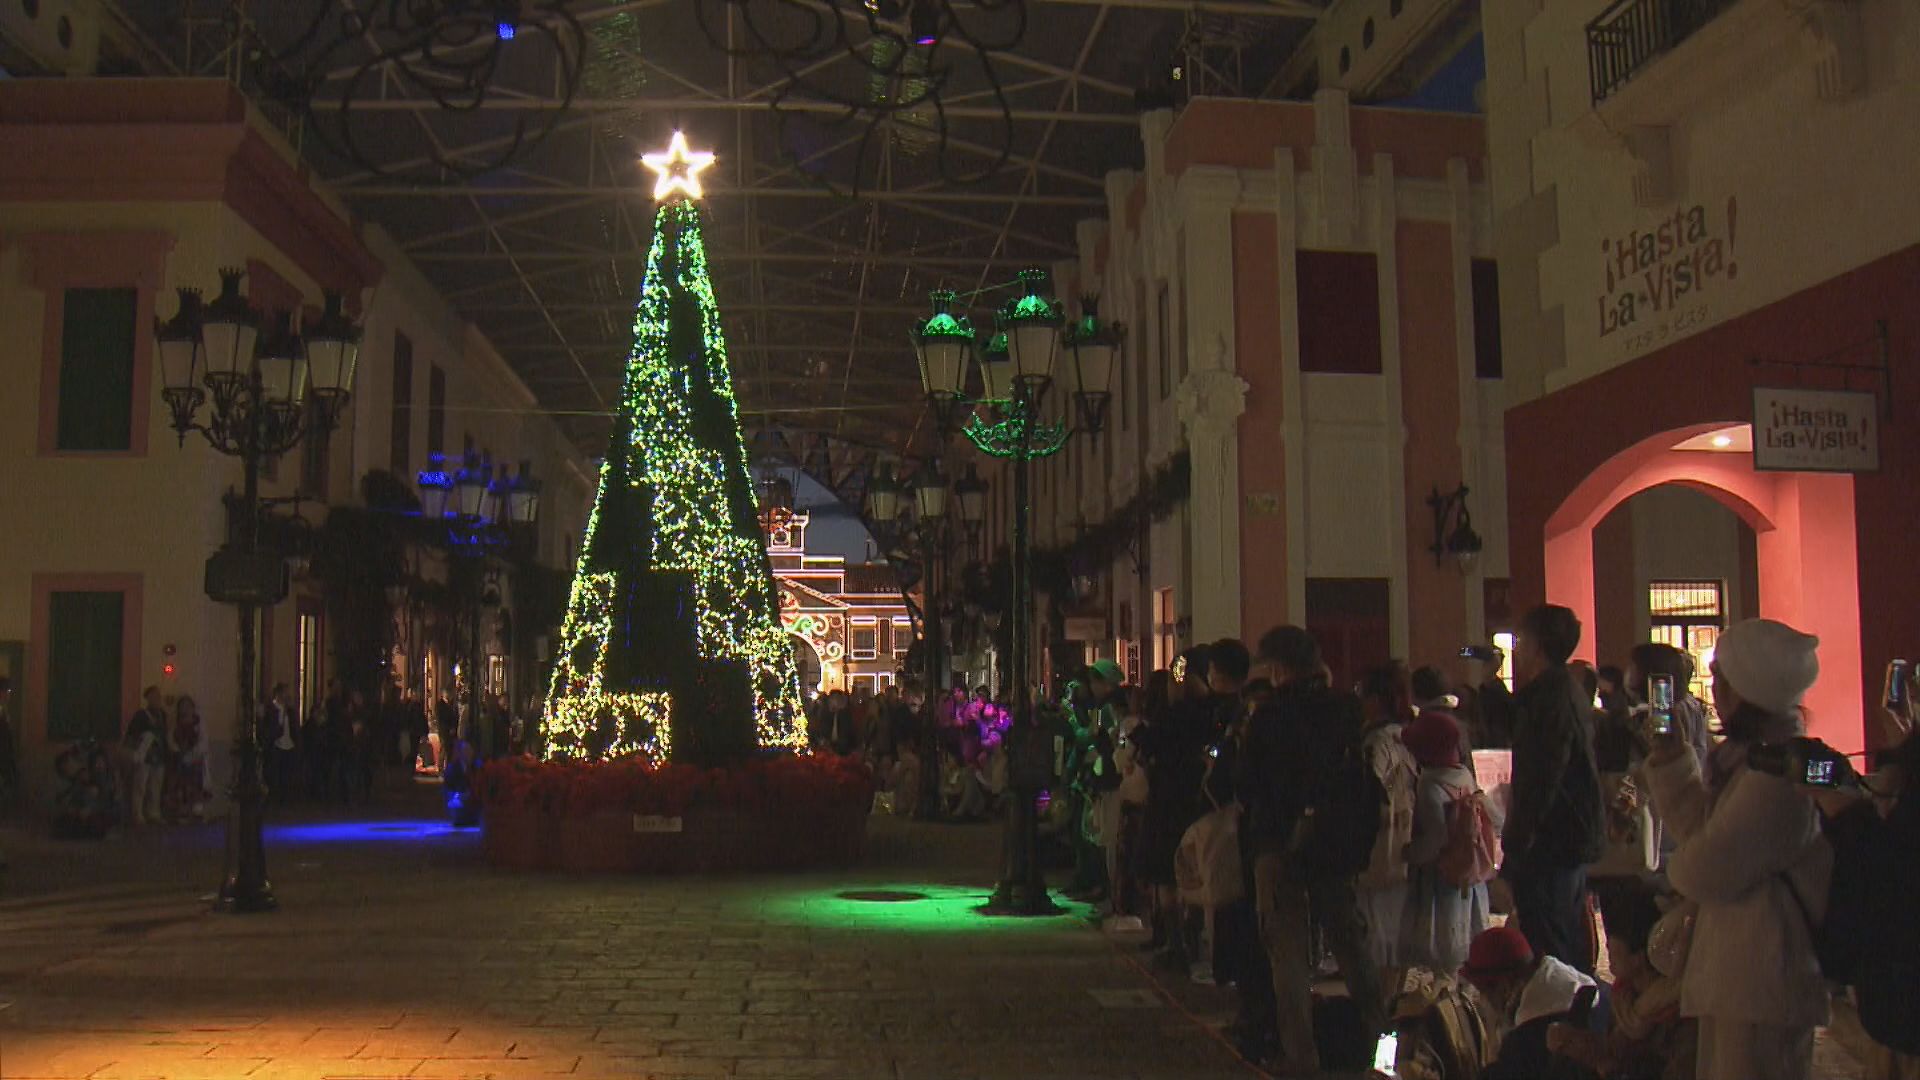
[1461,926,1534,980]
[1403,709,1462,769]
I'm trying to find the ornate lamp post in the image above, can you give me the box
[910,268,1125,916]
[417,448,541,758]
[154,271,361,913]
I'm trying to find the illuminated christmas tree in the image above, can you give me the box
[541,133,806,765]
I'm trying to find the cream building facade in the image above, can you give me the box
[0,80,593,799]
[975,91,1507,690]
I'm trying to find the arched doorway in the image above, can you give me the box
[1540,423,1861,746]
[789,634,824,700]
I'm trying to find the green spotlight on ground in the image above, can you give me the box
[762,883,1085,934]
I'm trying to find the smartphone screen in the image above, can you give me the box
[1208,745,1220,760]
[1371,1032,1399,1076]
[1649,674,1676,736]
[1886,661,1909,709]
[1805,757,1840,787]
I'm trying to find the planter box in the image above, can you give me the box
[555,809,640,873]
[486,801,870,875]
[482,808,552,871]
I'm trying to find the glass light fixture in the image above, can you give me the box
[1065,295,1125,435]
[977,323,1014,403]
[866,464,902,523]
[255,311,307,405]
[305,291,362,399]
[154,288,203,395]
[509,459,541,525]
[915,288,975,430]
[455,449,491,520]
[200,269,258,384]
[954,463,988,526]
[486,463,512,526]
[418,453,454,519]
[1003,268,1062,388]
[913,458,949,522]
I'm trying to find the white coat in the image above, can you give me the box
[1646,740,1832,1030]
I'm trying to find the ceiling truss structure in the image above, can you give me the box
[113,0,1325,509]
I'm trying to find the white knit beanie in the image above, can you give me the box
[1713,619,1820,716]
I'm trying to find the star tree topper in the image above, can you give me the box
[642,131,718,201]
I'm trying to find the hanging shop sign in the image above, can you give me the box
[1752,387,1880,473]
[1064,615,1108,642]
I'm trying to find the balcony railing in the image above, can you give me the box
[1587,0,1743,105]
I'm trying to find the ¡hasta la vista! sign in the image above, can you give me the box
[1752,387,1880,473]
[1597,196,1741,342]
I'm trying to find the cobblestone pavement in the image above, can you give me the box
[0,792,1869,1080]
[0,795,1252,1080]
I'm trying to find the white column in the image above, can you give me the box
[1173,166,1247,644]
[1272,149,1308,626]
[1372,155,1413,660]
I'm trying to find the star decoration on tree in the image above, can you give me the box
[642,131,718,201]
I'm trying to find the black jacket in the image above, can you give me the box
[1234,678,1363,858]
[1133,698,1212,820]
[1504,664,1606,874]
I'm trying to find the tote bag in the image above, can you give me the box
[1176,804,1244,909]
[1588,770,1659,878]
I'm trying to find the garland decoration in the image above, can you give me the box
[1033,447,1191,593]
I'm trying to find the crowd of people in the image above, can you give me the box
[37,675,527,837]
[55,683,218,833]
[933,607,1916,1080]
[807,680,1017,821]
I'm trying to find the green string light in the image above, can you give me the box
[542,199,807,762]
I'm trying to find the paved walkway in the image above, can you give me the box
[0,799,1252,1080]
[0,794,1870,1080]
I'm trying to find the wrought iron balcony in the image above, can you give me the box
[1587,0,1744,105]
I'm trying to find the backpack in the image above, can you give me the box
[1388,969,1493,1080]
[1360,725,1419,889]
[1298,727,1384,880]
[1782,787,1920,1055]
[1436,781,1502,891]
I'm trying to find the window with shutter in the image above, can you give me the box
[46,591,126,742]
[55,288,138,451]
[1296,251,1384,374]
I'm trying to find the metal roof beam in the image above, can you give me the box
[509,342,910,354]
[1033,0,1324,16]
[416,251,1049,268]
[479,302,934,315]
[342,95,1138,125]
[343,183,1105,206]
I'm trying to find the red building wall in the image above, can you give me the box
[1507,243,1920,750]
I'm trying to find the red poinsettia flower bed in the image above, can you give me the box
[474,752,876,873]
[477,751,874,818]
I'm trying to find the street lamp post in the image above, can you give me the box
[911,270,1123,916]
[154,272,362,913]
[417,448,541,756]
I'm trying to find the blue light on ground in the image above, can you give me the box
[263,819,468,845]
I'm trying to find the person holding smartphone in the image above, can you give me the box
[1643,619,1831,1080]
[1791,676,1919,1077]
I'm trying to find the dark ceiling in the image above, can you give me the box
[113,0,1324,494]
